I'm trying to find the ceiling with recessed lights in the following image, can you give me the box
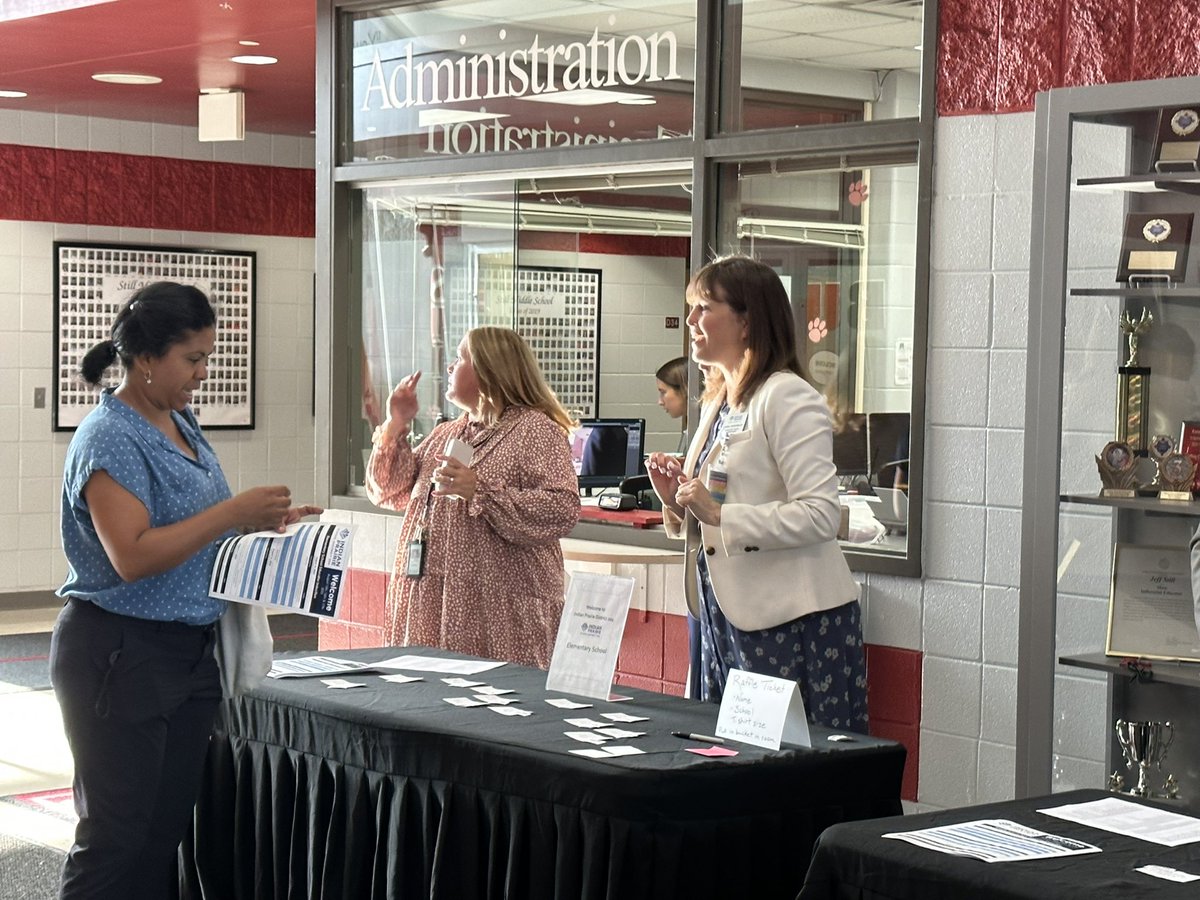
[0,0,315,136]
[0,0,922,140]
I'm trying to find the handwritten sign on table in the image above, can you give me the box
[715,669,811,750]
[545,572,635,699]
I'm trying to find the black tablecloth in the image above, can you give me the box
[180,646,904,900]
[799,788,1200,900]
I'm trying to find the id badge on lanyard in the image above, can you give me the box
[706,411,745,504]
[405,524,426,577]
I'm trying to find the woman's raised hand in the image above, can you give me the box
[387,371,422,427]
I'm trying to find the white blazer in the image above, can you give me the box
[664,371,859,631]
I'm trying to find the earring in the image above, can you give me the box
[143,369,152,385]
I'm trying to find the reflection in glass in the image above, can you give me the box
[352,169,694,487]
[716,154,918,554]
[719,0,924,132]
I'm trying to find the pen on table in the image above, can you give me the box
[672,731,725,744]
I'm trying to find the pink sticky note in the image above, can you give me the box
[685,745,739,757]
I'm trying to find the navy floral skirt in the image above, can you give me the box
[693,555,869,734]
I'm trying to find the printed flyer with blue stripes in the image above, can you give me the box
[208,522,354,618]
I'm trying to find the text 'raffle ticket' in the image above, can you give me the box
[208,523,353,619]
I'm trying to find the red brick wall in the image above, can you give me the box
[0,143,314,237]
[938,0,1200,115]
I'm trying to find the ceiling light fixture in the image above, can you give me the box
[91,73,163,85]
[0,0,116,23]
[238,40,260,46]
[230,54,277,65]
[0,89,29,98]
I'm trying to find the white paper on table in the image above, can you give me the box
[1137,865,1200,883]
[1039,797,1200,846]
[473,686,515,695]
[490,706,533,717]
[545,573,635,700]
[443,696,488,707]
[321,679,366,689]
[599,745,644,756]
[565,730,610,745]
[570,748,613,758]
[210,523,353,619]
[379,673,423,684]
[376,655,506,675]
[564,718,608,729]
[595,727,643,739]
[269,656,375,679]
[883,819,1101,863]
[601,712,648,723]
[546,698,591,709]
[472,694,519,705]
[442,677,486,688]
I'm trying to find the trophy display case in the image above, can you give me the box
[1020,76,1200,806]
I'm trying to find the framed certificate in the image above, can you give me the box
[1115,212,1194,284]
[1105,544,1200,662]
[1152,107,1200,173]
[1180,420,1200,494]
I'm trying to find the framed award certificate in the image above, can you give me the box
[1180,420,1200,494]
[1115,212,1194,284]
[1152,107,1200,173]
[1105,544,1200,663]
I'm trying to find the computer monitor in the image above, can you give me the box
[570,418,646,490]
[866,412,910,487]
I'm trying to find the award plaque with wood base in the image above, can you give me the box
[1116,213,1193,285]
[1153,107,1200,173]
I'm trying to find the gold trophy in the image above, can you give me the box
[1116,308,1153,454]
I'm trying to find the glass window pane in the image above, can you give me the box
[716,153,918,555]
[349,166,693,489]
[352,181,518,486]
[719,0,924,133]
[344,0,696,164]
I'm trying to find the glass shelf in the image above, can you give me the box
[1060,492,1200,516]
[1068,285,1200,298]
[1074,172,1200,194]
[1061,652,1200,689]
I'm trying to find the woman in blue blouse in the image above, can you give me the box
[51,282,318,900]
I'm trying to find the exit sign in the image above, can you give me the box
[665,316,680,329]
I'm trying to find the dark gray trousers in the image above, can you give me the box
[49,597,221,900]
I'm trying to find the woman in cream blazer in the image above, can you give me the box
[648,256,867,733]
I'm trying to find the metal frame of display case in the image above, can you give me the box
[1019,75,1200,798]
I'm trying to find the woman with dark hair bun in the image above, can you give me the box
[51,281,321,900]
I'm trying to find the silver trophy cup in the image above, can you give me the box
[1114,719,1175,798]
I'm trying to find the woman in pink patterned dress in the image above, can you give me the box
[366,327,580,668]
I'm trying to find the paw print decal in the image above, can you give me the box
[848,180,868,206]
[807,318,828,343]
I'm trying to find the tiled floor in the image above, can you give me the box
[0,602,75,855]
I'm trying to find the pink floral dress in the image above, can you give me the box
[366,406,580,668]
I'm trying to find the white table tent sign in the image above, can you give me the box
[545,572,636,700]
[715,668,812,750]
